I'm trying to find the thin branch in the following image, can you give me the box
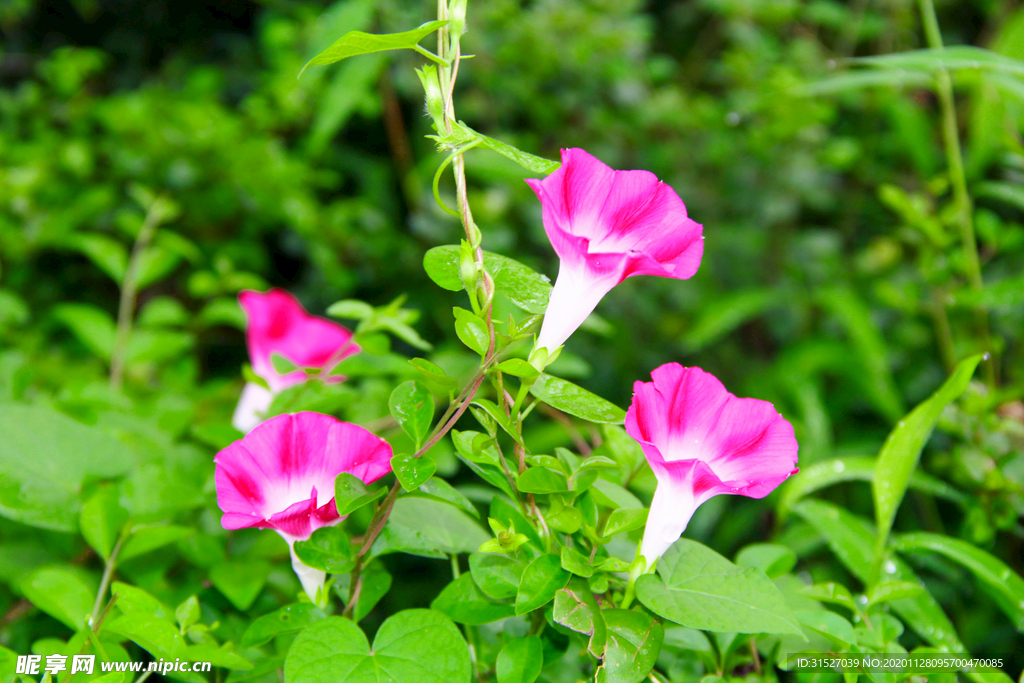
[91,536,124,630]
[110,198,167,389]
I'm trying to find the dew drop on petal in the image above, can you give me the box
[884,561,897,574]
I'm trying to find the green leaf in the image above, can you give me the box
[334,473,387,516]
[113,581,170,618]
[389,381,434,449]
[63,233,129,283]
[333,352,416,378]
[175,596,201,632]
[778,456,967,513]
[104,612,187,661]
[597,610,664,683]
[892,532,1024,629]
[494,358,540,378]
[126,328,194,365]
[18,566,96,630]
[734,544,797,579]
[266,381,358,418]
[293,526,355,574]
[372,497,489,558]
[800,582,857,612]
[410,478,479,518]
[0,403,133,531]
[547,506,583,534]
[951,269,1024,309]
[529,373,626,424]
[326,299,375,320]
[409,358,459,391]
[517,466,569,494]
[866,581,924,607]
[391,453,436,492]
[602,508,648,538]
[590,479,643,510]
[796,609,856,648]
[196,297,246,329]
[185,642,252,670]
[471,397,526,446]
[450,122,560,176]
[284,611,470,683]
[496,635,544,683]
[515,553,570,615]
[300,21,448,75]
[80,486,128,561]
[635,539,803,636]
[120,524,195,562]
[469,553,524,601]
[874,354,983,544]
[553,579,606,657]
[209,560,272,611]
[560,547,595,578]
[270,352,299,375]
[241,604,326,648]
[798,69,933,95]
[423,247,552,313]
[851,45,1024,76]
[453,307,489,356]
[431,573,516,624]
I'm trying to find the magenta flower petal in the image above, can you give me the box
[214,412,392,602]
[240,289,359,393]
[527,149,704,351]
[625,364,798,564]
[233,289,359,432]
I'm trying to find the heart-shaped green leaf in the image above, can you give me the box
[293,526,355,574]
[389,380,434,448]
[391,452,437,491]
[635,539,803,636]
[335,473,387,516]
[284,610,470,683]
[515,553,570,615]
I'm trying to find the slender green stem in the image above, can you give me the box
[413,44,447,66]
[917,0,994,384]
[110,198,166,390]
[929,289,957,373]
[90,536,123,630]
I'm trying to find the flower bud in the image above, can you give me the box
[416,66,445,130]
[447,0,468,40]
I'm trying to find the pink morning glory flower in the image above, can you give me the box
[625,363,799,565]
[232,289,359,433]
[526,148,704,353]
[215,412,393,603]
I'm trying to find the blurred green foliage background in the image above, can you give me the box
[2,0,1024,672]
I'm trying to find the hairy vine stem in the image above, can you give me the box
[343,5,502,612]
